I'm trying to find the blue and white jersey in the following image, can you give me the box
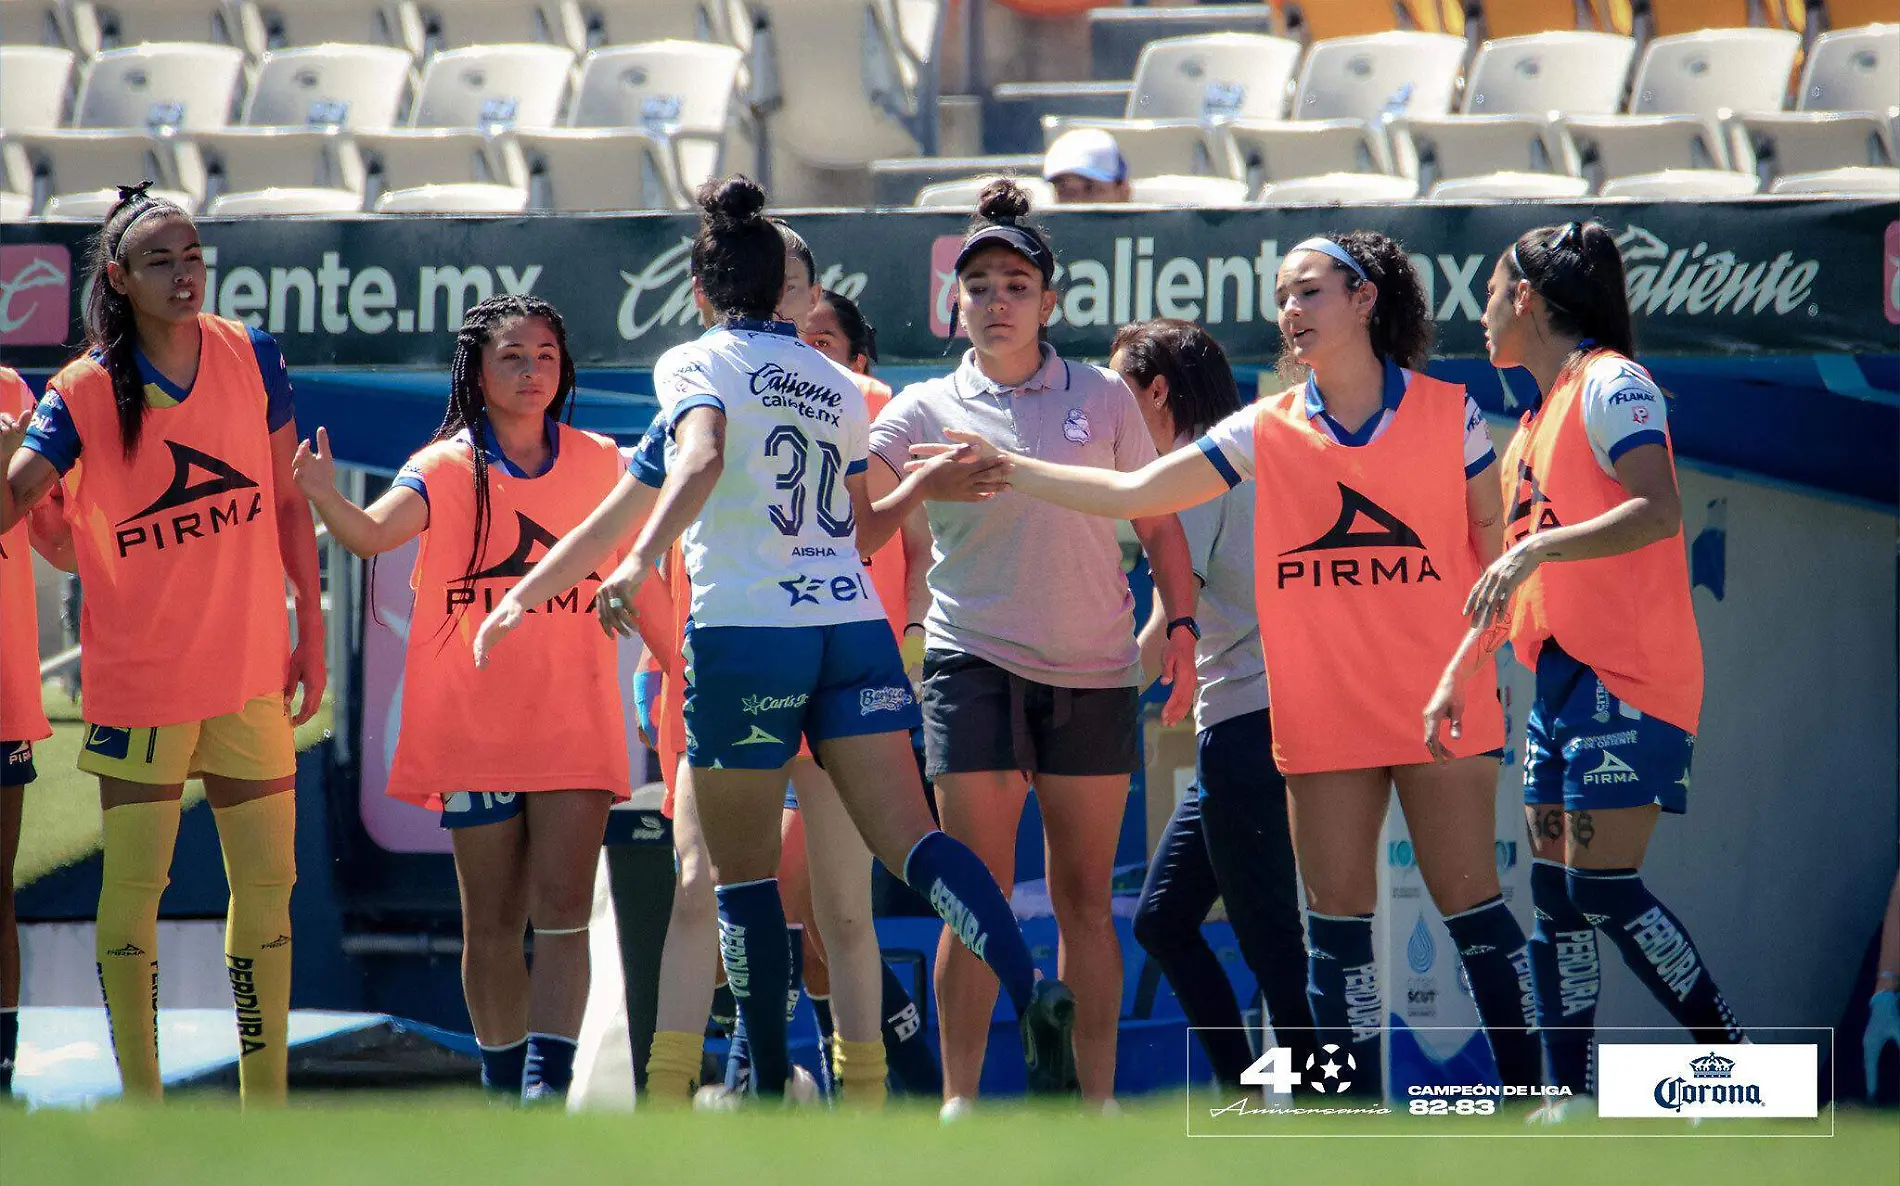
[653,318,883,629]
[1573,353,1669,477]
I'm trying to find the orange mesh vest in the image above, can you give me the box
[52,314,288,727]
[854,372,909,642]
[1502,350,1703,733]
[2,368,52,743]
[1250,375,1504,773]
[386,423,631,807]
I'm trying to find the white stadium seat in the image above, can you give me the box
[40,184,195,218]
[0,190,31,219]
[562,0,751,49]
[206,186,367,214]
[1731,24,1899,183]
[73,42,248,130]
[1290,32,1468,124]
[2,131,184,214]
[0,45,74,130]
[1042,117,1223,179]
[1256,171,1419,203]
[67,1,241,57]
[374,180,528,211]
[412,0,574,53]
[238,1,423,59]
[1216,120,1390,188]
[515,127,680,210]
[188,127,369,209]
[1124,33,1302,121]
[1598,168,1761,197]
[751,0,941,168]
[1427,172,1592,199]
[1128,174,1249,205]
[242,44,415,129]
[570,41,748,198]
[0,1,69,48]
[407,43,573,128]
[914,175,1054,208]
[1767,164,1900,195]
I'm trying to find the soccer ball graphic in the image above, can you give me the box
[1305,1044,1356,1094]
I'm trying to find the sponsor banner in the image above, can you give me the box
[1598,1043,1819,1119]
[1,201,1890,369]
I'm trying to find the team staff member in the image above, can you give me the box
[870,180,1199,1110]
[919,232,1541,1100]
[480,176,1076,1102]
[1112,321,1317,1089]
[1432,222,1743,1110]
[0,186,324,1106]
[0,366,70,1099]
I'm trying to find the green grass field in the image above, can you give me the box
[1,1096,1895,1186]
[12,682,333,887]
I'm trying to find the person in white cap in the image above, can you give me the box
[1042,127,1131,204]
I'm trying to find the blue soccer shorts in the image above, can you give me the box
[439,790,526,830]
[682,618,922,771]
[1522,642,1694,815]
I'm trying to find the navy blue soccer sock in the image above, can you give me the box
[1528,860,1600,1093]
[1305,912,1381,1097]
[1567,868,1743,1045]
[717,878,792,1096]
[903,830,1035,1016]
[521,1033,577,1102]
[1,1007,16,1095]
[880,961,943,1096]
[1443,896,1542,1091]
[478,1035,527,1097]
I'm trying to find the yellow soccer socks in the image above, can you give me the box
[95,798,181,1101]
[833,1036,888,1109]
[213,792,296,1107]
[644,1029,704,1105]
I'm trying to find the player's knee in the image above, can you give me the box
[1047,874,1113,936]
[1131,896,1172,955]
[529,882,593,935]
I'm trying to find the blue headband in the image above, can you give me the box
[1290,236,1367,283]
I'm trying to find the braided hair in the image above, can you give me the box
[81,182,194,458]
[434,294,577,592]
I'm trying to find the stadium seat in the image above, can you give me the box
[2,132,178,215]
[1426,171,1592,198]
[405,42,573,128]
[563,0,752,49]
[1277,1,1405,40]
[73,41,248,130]
[1767,163,1900,192]
[1598,167,1762,196]
[515,127,681,210]
[1644,0,1781,37]
[1042,117,1224,178]
[1128,174,1250,204]
[914,174,1056,207]
[242,44,415,129]
[1255,171,1419,201]
[206,185,367,214]
[0,189,30,220]
[870,153,1046,204]
[237,1,424,59]
[0,45,74,130]
[40,183,196,218]
[1730,23,1899,181]
[1089,5,1278,80]
[569,41,749,199]
[1123,33,1302,121]
[750,0,941,168]
[1559,28,1803,187]
[1473,0,1596,39]
[67,1,241,56]
[1216,120,1392,188]
[412,0,574,53]
[1290,31,1466,123]
[373,180,528,211]
[0,1,69,47]
[188,126,370,210]
[1814,2,1894,29]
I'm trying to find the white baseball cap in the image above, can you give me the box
[1042,128,1128,184]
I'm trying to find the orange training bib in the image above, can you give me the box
[2,368,52,743]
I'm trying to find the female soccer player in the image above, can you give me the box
[478,175,1076,1102]
[0,366,70,1099]
[1429,222,1742,1106]
[1111,320,1317,1089]
[0,186,325,1106]
[292,295,629,1103]
[868,181,1200,1109]
[917,231,1541,1100]
[801,290,879,378]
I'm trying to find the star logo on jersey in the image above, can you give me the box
[1582,750,1640,785]
[1274,483,1439,589]
[447,511,600,615]
[780,576,824,607]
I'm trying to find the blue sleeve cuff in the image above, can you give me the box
[667,394,724,433]
[846,457,868,476]
[629,452,666,489]
[1196,436,1243,489]
[21,390,80,475]
[392,473,429,505]
[1605,430,1668,464]
[249,327,297,433]
[1464,449,1497,480]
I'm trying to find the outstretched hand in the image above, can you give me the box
[291,426,338,502]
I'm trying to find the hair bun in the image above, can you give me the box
[976,178,1032,223]
[697,175,767,229]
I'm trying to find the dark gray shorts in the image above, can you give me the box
[920,651,1141,778]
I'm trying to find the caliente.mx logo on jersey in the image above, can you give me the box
[115,440,265,558]
[1276,482,1440,588]
[446,510,599,614]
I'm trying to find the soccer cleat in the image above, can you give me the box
[1020,976,1079,1095]
[786,1066,821,1108]
[939,1096,977,1123]
[694,1084,742,1112]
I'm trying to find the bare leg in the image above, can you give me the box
[1033,773,1127,1103]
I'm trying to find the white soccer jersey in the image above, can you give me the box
[653,319,884,629]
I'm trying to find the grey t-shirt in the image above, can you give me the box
[1176,478,1269,733]
[870,346,1159,688]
